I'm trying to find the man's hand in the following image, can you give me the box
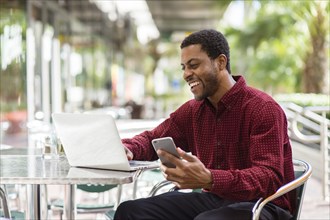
[123,145,133,160]
[157,147,213,190]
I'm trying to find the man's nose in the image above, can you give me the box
[183,69,192,81]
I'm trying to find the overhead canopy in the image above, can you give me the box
[63,0,232,41]
[146,0,231,39]
[29,0,232,44]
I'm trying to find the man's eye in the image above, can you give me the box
[190,64,198,69]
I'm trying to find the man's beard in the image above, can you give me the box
[194,67,219,101]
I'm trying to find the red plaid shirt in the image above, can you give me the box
[122,75,295,213]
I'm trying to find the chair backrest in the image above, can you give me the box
[252,159,312,220]
[0,187,10,219]
[77,184,122,209]
[291,159,311,220]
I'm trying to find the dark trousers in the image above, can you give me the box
[114,191,292,220]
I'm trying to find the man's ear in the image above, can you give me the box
[216,54,227,70]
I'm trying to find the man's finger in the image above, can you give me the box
[158,149,181,164]
[124,146,134,160]
[177,147,195,162]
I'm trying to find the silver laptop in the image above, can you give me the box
[52,113,159,171]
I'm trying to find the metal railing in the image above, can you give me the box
[280,102,330,201]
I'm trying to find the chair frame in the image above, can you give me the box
[252,159,312,220]
[0,186,11,219]
[148,159,312,220]
[149,179,176,196]
[0,185,26,220]
[50,184,122,219]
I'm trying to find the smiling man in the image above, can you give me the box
[114,29,295,220]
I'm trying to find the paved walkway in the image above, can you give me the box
[299,176,329,220]
[290,140,330,219]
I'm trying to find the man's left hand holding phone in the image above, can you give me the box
[152,137,213,190]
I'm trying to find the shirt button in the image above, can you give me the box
[216,165,221,169]
[217,141,221,146]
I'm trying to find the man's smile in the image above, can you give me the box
[189,81,201,91]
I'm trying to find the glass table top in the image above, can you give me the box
[0,154,140,185]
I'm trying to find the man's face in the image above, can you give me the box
[181,44,220,101]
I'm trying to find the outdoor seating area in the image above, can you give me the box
[1,0,329,219]
[1,141,329,220]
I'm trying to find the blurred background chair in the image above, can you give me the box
[0,186,25,220]
[0,186,11,219]
[50,184,122,220]
[105,168,165,220]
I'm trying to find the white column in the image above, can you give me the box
[51,38,62,113]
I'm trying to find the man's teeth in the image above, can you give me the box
[189,82,200,88]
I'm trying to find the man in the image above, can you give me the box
[114,29,295,220]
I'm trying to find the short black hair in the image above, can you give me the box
[180,29,231,73]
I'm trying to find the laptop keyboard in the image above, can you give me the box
[129,160,159,167]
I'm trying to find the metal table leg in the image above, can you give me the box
[63,184,76,220]
[26,184,40,219]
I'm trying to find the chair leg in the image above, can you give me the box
[41,185,49,219]
[51,207,63,220]
[132,179,138,199]
[0,186,11,219]
[115,185,122,209]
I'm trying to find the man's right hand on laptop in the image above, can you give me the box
[123,146,133,160]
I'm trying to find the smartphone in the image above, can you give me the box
[152,137,180,168]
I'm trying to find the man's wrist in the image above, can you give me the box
[203,169,213,190]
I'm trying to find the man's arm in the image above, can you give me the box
[121,116,187,161]
[209,102,289,201]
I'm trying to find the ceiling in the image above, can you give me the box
[64,0,232,41]
[146,0,231,39]
[59,0,115,38]
[30,0,232,43]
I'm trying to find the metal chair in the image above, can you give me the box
[148,159,312,220]
[252,159,312,220]
[105,168,165,220]
[0,187,10,219]
[50,184,122,219]
[0,186,25,220]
